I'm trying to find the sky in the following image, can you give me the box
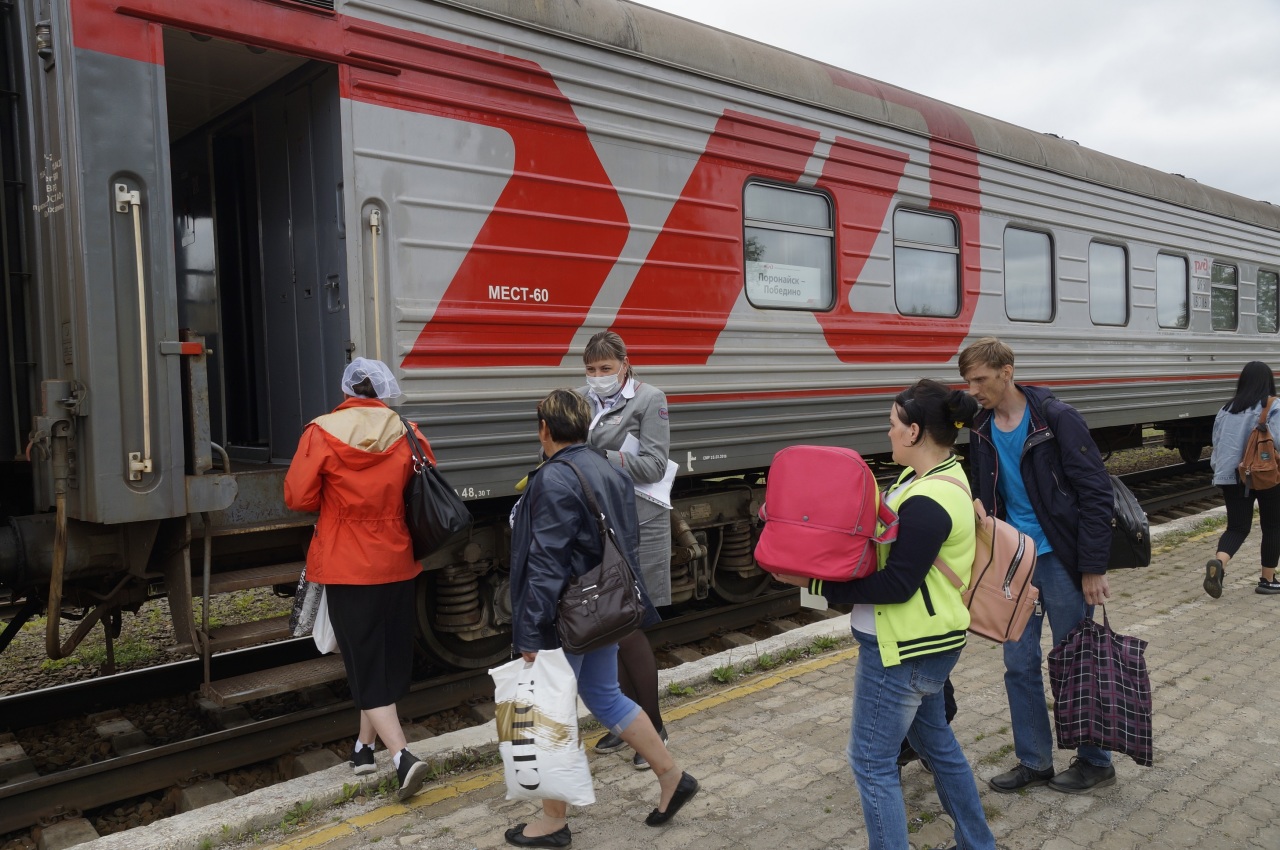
[629,0,1280,206]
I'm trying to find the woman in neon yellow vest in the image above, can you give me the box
[776,379,995,850]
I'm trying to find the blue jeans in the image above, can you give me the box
[1003,550,1111,769]
[850,630,995,850]
[565,643,643,734]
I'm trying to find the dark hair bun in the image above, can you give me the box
[946,389,979,427]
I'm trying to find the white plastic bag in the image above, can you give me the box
[489,649,595,806]
[312,587,338,654]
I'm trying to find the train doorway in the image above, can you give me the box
[165,30,350,464]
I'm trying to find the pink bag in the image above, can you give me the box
[755,446,899,581]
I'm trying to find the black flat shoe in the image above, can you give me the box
[645,771,699,826]
[504,824,572,848]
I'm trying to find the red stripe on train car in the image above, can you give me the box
[822,69,983,363]
[610,110,821,365]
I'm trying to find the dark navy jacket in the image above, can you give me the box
[968,384,1114,584]
[509,442,659,652]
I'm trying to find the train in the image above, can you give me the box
[1,0,1278,697]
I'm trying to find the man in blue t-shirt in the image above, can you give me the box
[959,337,1116,795]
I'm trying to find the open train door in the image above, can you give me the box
[165,32,349,465]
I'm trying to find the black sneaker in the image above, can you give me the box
[631,725,669,770]
[1257,577,1280,595]
[351,744,376,776]
[988,763,1054,793]
[1048,757,1116,794]
[396,749,429,800]
[594,731,626,753]
[1204,559,1225,598]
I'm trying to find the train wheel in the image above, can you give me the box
[710,522,773,602]
[711,569,774,603]
[413,572,511,670]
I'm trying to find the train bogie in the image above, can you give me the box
[1,0,1277,674]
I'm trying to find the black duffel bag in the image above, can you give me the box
[401,417,472,559]
[1108,475,1150,569]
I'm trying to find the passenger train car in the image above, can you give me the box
[1,0,1277,686]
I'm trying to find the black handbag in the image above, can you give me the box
[401,417,472,559]
[1108,475,1150,569]
[552,459,645,655]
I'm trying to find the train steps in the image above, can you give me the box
[200,655,348,707]
[172,561,304,655]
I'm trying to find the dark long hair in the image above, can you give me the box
[1225,361,1276,413]
[894,379,980,448]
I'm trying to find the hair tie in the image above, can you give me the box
[953,420,965,429]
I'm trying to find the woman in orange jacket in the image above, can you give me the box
[284,357,433,800]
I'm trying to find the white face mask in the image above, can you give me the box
[586,374,621,396]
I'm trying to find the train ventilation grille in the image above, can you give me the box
[272,0,336,12]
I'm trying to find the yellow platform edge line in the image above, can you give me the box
[267,642,857,848]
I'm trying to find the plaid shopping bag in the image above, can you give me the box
[1047,607,1153,767]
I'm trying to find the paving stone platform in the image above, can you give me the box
[85,506,1280,850]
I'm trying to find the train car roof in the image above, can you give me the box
[438,0,1280,233]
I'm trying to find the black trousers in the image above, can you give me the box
[1216,483,1280,569]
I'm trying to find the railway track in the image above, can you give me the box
[0,590,803,836]
[0,460,1222,843]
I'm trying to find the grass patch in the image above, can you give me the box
[667,682,695,697]
[977,743,1014,766]
[810,634,839,652]
[279,800,316,833]
[39,633,163,672]
[1152,515,1228,552]
[711,664,736,684]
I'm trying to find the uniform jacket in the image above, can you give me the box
[578,379,671,486]
[509,442,659,652]
[283,396,434,585]
[1210,398,1280,486]
[968,384,1113,582]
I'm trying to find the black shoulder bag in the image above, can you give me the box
[401,417,472,559]
[552,459,645,655]
[1108,474,1150,569]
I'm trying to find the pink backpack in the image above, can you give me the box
[754,446,899,581]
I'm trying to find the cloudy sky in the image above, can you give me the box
[630,0,1280,206]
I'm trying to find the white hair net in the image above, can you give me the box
[341,357,402,400]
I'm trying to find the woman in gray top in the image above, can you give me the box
[577,331,672,768]
[1204,360,1280,597]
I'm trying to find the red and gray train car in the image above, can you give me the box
[1,0,1277,676]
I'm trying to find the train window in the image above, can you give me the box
[1004,228,1053,321]
[1258,270,1279,334]
[894,209,959,317]
[743,183,834,310]
[1088,242,1128,326]
[1156,254,1189,329]
[1212,263,1238,331]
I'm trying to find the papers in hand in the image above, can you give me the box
[620,434,678,510]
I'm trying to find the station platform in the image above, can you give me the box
[85,506,1280,850]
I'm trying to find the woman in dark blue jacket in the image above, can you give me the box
[504,389,698,848]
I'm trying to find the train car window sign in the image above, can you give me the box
[743,183,834,311]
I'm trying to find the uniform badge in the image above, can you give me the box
[658,407,669,420]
